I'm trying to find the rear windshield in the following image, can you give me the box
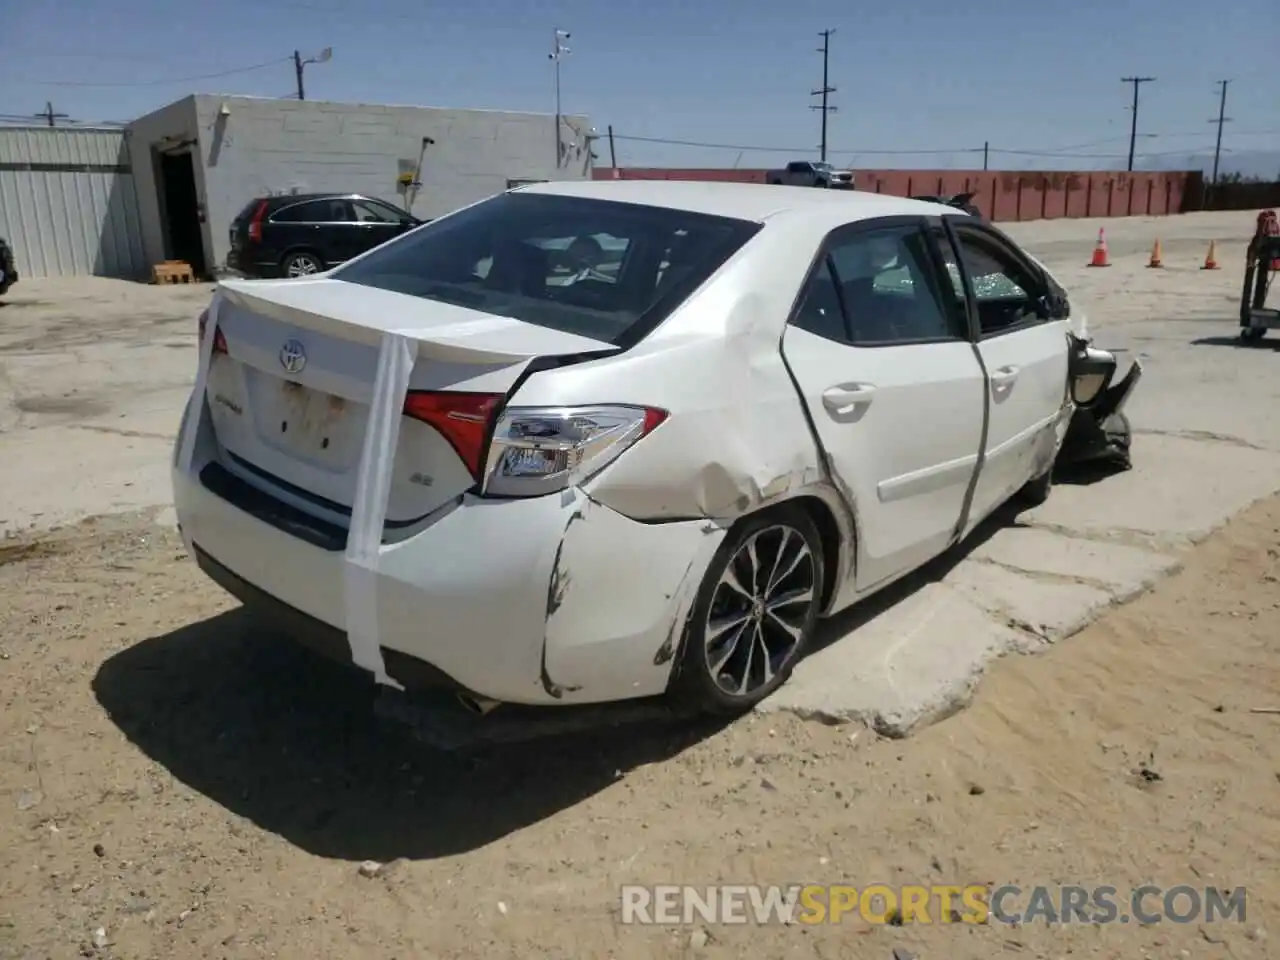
[331,192,761,346]
[232,198,265,223]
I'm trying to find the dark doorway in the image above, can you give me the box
[157,149,206,277]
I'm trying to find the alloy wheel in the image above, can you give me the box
[702,524,816,698]
[286,255,321,277]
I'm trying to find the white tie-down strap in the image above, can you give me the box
[178,295,220,477]
[343,331,414,687]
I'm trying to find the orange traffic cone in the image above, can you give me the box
[1088,228,1110,267]
[1147,238,1163,268]
[1202,241,1219,270]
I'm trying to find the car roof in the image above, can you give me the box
[514,179,961,225]
[261,193,376,206]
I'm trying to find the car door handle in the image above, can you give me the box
[822,384,876,415]
[990,365,1020,391]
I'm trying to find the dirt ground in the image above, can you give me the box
[2,208,1277,959]
[1,491,1277,959]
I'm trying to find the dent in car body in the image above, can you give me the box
[538,489,723,699]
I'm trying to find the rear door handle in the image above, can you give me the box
[990,365,1020,392]
[822,384,876,415]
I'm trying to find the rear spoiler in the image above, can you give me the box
[911,192,976,209]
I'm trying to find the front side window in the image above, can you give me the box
[333,193,760,345]
[352,200,406,223]
[951,228,1045,335]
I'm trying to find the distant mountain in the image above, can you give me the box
[1137,150,1280,180]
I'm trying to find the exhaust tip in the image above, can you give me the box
[457,693,501,717]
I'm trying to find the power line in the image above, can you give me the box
[34,56,292,88]
[1209,79,1231,185]
[607,132,1234,160]
[609,133,970,155]
[1121,76,1156,171]
[810,29,837,163]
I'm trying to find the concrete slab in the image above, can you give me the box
[942,560,1114,641]
[1026,434,1280,548]
[761,581,1033,737]
[966,527,1181,596]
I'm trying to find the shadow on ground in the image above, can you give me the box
[1051,458,1131,488]
[92,462,1124,861]
[809,496,1026,653]
[92,618,728,863]
[1191,334,1280,351]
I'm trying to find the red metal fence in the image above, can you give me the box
[591,167,1200,222]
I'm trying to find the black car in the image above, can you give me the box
[0,235,17,296]
[227,193,422,278]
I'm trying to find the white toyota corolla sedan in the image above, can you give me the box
[173,180,1128,715]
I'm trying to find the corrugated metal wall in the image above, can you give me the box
[0,126,149,279]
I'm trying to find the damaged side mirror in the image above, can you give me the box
[1069,344,1117,407]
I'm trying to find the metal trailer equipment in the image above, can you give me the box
[1240,209,1280,343]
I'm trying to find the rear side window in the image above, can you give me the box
[233,199,265,223]
[332,192,761,346]
[272,200,352,223]
[825,224,965,344]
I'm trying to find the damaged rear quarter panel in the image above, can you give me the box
[508,219,830,524]
[541,492,723,701]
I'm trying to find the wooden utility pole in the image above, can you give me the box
[983,141,989,171]
[1209,79,1231,186]
[607,124,617,168]
[810,29,837,162]
[1121,76,1155,172]
[35,102,68,127]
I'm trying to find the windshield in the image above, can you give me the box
[332,192,761,346]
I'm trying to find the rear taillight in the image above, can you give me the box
[246,200,268,243]
[196,307,228,356]
[402,391,504,481]
[482,404,668,498]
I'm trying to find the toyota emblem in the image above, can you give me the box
[279,338,307,374]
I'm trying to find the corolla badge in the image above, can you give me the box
[279,338,307,374]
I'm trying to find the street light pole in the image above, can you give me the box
[549,28,571,168]
[293,46,333,101]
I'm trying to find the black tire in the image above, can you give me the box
[1241,327,1266,343]
[1016,465,1053,507]
[281,250,324,278]
[669,505,825,715]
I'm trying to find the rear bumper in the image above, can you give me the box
[172,427,719,705]
[226,249,276,278]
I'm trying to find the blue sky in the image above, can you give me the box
[3,0,1277,172]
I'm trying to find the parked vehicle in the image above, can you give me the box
[174,181,1140,716]
[0,236,17,296]
[767,161,855,189]
[910,191,984,220]
[227,193,422,278]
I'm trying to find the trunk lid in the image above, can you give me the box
[202,277,613,526]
